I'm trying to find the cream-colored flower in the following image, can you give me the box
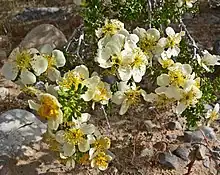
[2,47,47,85]
[158,27,185,57]
[81,76,112,105]
[91,152,112,171]
[158,51,174,68]
[175,85,202,115]
[95,19,124,38]
[131,48,149,82]
[40,44,66,82]
[197,50,220,72]
[177,0,197,8]
[206,103,219,123]
[28,93,63,130]
[59,65,89,90]
[168,63,192,88]
[89,135,111,159]
[55,117,96,156]
[133,27,162,62]
[112,81,147,115]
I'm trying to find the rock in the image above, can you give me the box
[209,0,220,8]
[173,145,189,161]
[19,24,67,50]
[196,145,207,160]
[144,120,156,132]
[166,134,177,140]
[153,142,167,152]
[0,109,47,157]
[158,152,180,169]
[102,75,118,85]
[140,148,154,158]
[167,121,182,130]
[0,50,7,67]
[12,7,68,22]
[199,126,216,140]
[184,131,204,143]
[0,87,9,99]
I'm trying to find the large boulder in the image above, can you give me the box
[0,109,46,157]
[19,24,67,50]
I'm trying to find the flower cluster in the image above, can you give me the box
[2,44,66,85]
[196,50,220,72]
[55,113,112,170]
[148,62,202,115]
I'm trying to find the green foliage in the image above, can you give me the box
[58,84,88,121]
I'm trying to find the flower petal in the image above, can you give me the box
[1,62,19,80]
[119,99,129,115]
[78,139,90,152]
[118,66,132,81]
[55,130,65,144]
[157,74,170,86]
[31,55,48,76]
[28,100,40,111]
[47,67,61,82]
[112,91,126,105]
[48,118,59,130]
[20,69,36,85]
[39,44,53,55]
[81,123,96,135]
[166,27,175,37]
[52,50,66,67]
[75,65,89,79]
[63,143,76,157]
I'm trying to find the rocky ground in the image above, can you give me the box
[1,1,220,175]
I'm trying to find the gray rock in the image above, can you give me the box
[158,152,180,169]
[0,109,47,157]
[166,134,177,140]
[173,145,189,161]
[12,7,68,22]
[140,148,154,159]
[196,145,207,160]
[144,120,156,132]
[184,131,204,143]
[167,121,182,130]
[19,24,67,50]
[102,75,118,85]
[199,126,216,140]
[0,87,9,100]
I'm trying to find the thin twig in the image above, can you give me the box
[147,0,152,28]
[65,24,84,52]
[101,105,111,133]
[179,19,198,59]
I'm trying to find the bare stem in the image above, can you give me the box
[101,105,111,133]
[147,0,152,28]
[180,19,198,59]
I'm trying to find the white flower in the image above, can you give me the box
[158,27,185,57]
[206,103,219,122]
[131,48,149,82]
[177,0,197,8]
[56,118,96,156]
[2,47,47,85]
[175,85,202,115]
[197,50,220,72]
[59,65,89,90]
[95,19,124,38]
[158,51,174,68]
[81,76,112,105]
[28,93,63,130]
[40,44,66,82]
[134,27,162,62]
[112,81,147,115]
[91,152,112,171]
